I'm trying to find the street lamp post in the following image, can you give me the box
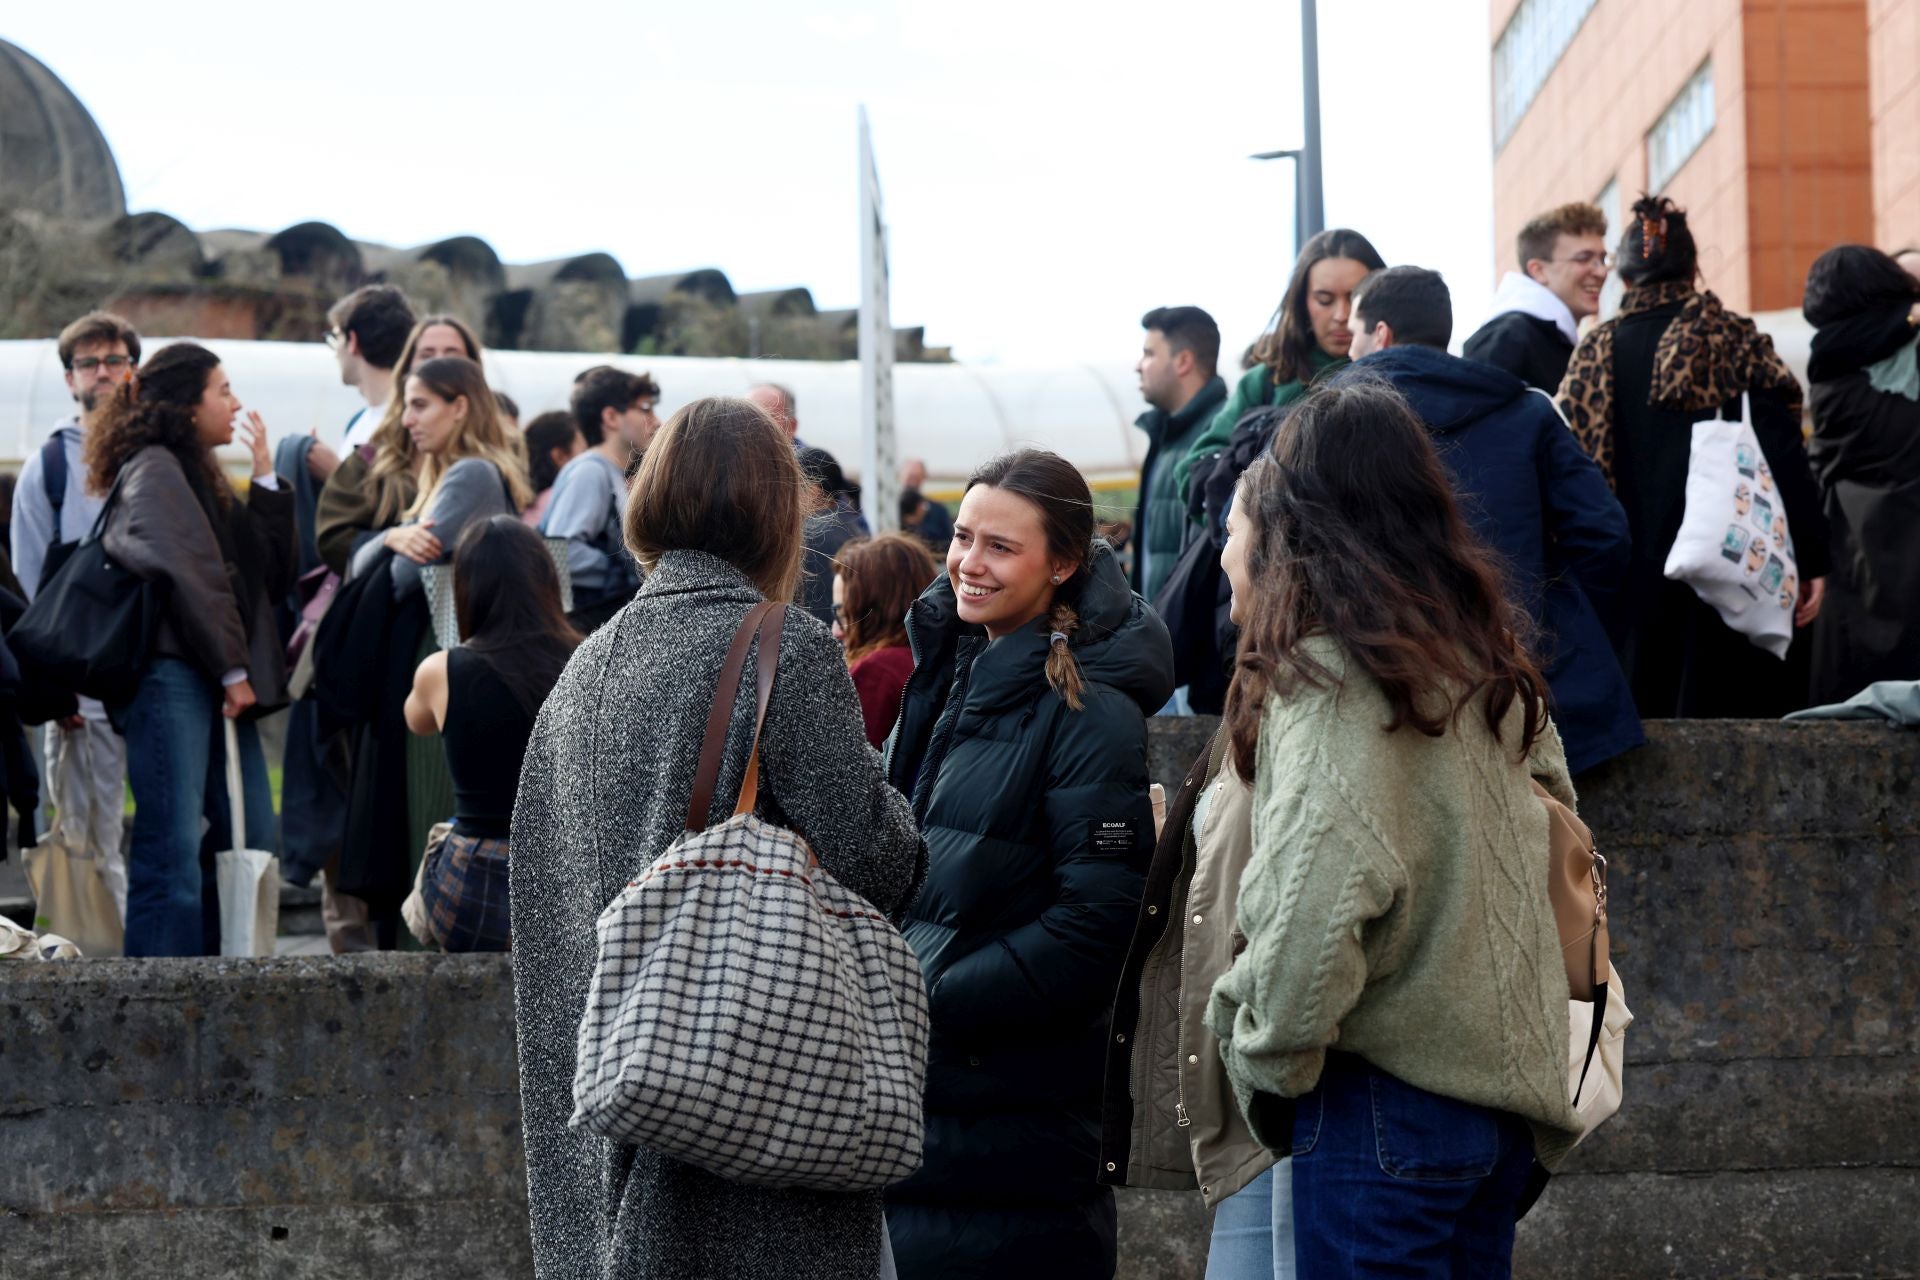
[1251,0,1326,254]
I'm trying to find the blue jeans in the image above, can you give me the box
[123,659,276,958]
[1205,1160,1296,1279]
[1290,1053,1534,1279]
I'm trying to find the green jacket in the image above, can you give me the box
[1131,375,1227,602]
[1205,636,1586,1170]
[1172,349,1347,507]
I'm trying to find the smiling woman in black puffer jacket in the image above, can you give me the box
[883,449,1174,1280]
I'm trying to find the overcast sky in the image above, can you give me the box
[11,0,1497,369]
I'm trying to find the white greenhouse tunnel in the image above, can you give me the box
[0,310,1818,491]
[0,340,1149,491]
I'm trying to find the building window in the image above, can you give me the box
[1596,176,1623,320]
[1648,62,1715,192]
[1493,0,1600,148]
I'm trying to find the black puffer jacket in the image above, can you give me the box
[883,543,1174,1280]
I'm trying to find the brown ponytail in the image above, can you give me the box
[1045,600,1086,711]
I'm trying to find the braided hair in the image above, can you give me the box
[964,449,1095,711]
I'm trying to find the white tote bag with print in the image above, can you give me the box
[1661,393,1800,659]
[216,720,280,957]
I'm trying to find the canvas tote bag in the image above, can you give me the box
[24,825,123,958]
[1662,392,1800,659]
[570,602,930,1191]
[216,720,280,956]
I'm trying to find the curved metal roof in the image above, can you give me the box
[0,39,125,221]
[629,268,735,307]
[738,287,817,318]
[506,253,628,290]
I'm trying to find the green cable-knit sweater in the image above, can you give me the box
[1206,636,1585,1170]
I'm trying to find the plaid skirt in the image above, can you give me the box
[421,827,512,952]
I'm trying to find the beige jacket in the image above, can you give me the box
[1118,729,1272,1208]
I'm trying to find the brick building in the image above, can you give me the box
[1489,0,1918,314]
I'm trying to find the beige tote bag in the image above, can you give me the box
[24,826,123,959]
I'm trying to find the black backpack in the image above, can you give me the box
[1150,403,1293,713]
[38,433,80,583]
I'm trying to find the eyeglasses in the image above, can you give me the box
[71,355,133,372]
[324,328,344,350]
[1552,251,1616,269]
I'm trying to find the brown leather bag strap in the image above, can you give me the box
[684,601,778,832]
[731,604,788,819]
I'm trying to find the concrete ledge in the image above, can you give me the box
[1,721,1915,1279]
[0,1201,530,1280]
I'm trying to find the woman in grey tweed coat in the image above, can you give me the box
[510,396,928,1280]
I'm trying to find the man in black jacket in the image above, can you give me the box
[1130,306,1226,604]
[1463,202,1611,393]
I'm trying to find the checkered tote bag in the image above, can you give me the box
[569,602,930,1190]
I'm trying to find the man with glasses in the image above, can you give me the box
[541,365,661,633]
[323,284,416,470]
[1465,202,1611,394]
[10,312,143,893]
[15,312,140,598]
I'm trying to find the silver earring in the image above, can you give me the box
[1050,574,1063,584]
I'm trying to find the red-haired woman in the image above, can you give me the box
[832,533,939,745]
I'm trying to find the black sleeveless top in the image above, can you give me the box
[444,647,539,839]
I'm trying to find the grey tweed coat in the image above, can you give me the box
[510,550,928,1280]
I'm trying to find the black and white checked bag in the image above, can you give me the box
[568,603,930,1191]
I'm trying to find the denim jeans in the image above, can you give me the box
[1290,1053,1534,1279]
[1205,1160,1296,1280]
[123,659,276,958]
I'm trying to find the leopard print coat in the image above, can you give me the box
[1557,281,1803,486]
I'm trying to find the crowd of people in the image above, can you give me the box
[3,192,1917,1279]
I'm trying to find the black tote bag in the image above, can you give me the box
[8,471,164,708]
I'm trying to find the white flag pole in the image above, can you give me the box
[858,105,898,533]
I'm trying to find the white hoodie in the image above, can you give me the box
[1484,272,1579,345]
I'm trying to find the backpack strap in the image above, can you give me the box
[41,433,67,522]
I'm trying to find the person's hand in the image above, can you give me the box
[1795,576,1826,628]
[383,521,442,564]
[307,428,340,483]
[236,409,273,477]
[223,679,257,720]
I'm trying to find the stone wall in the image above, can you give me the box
[1,720,1914,1278]
[0,956,528,1279]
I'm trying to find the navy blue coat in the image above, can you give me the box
[1351,344,1644,773]
[883,543,1173,1279]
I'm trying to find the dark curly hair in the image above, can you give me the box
[1617,194,1697,288]
[1223,377,1547,782]
[84,342,233,509]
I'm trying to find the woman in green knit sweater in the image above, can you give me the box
[1172,227,1386,507]
[1206,381,1584,1277]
